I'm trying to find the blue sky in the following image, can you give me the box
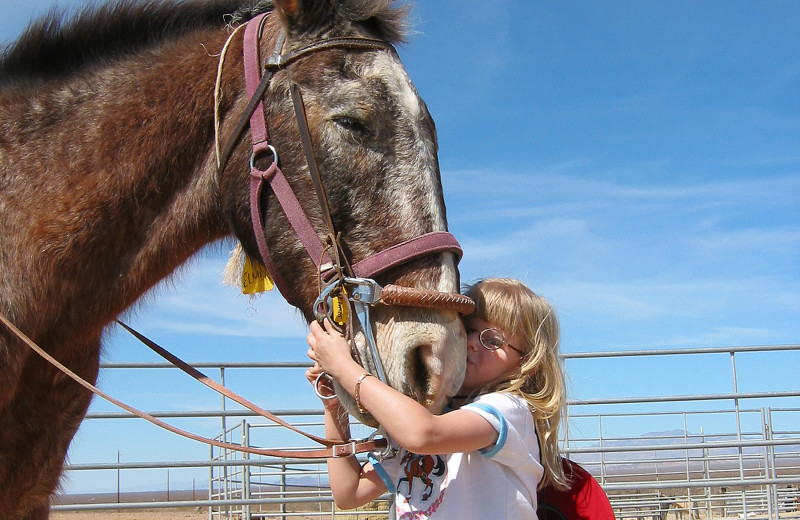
[2,1,798,495]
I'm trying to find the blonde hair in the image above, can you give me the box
[464,277,569,490]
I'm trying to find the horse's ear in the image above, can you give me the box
[272,0,334,37]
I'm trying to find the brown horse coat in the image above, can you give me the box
[0,1,466,517]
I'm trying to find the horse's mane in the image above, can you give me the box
[0,0,407,87]
[0,0,244,85]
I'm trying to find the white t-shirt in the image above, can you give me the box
[370,392,543,519]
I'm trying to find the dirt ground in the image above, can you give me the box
[51,505,386,519]
[52,510,208,520]
[51,510,326,520]
[50,493,388,519]
[50,509,380,520]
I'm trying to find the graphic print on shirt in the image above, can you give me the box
[397,452,447,505]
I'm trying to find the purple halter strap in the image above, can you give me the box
[242,13,464,303]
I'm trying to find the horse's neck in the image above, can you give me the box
[1,28,238,335]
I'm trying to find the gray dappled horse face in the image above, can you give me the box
[255,7,467,422]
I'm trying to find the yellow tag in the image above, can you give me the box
[331,289,348,326]
[241,256,274,294]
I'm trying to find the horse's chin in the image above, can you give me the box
[341,310,467,427]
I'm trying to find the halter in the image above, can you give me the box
[221,13,474,390]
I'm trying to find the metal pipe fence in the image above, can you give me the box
[52,343,800,519]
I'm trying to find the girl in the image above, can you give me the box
[306,277,569,518]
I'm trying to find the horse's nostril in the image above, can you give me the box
[407,344,433,407]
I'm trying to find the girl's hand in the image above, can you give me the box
[306,318,357,380]
[305,361,339,404]
[304,361,326,386]
[306,362,322,385]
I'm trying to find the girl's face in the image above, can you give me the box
[458,316,524,396]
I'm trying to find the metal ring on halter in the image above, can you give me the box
[313,279,346,333]
[370,431,395,460]
[314,278,340,320]
[314,298,330,324]
[250,144,278,170]
[314,372,337,400]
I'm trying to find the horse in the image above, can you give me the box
[398,452,447,503]
[0,0,469,517]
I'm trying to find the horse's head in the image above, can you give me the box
[219,0,467,423]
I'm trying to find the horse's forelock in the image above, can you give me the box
[272,0,408,44]
[230,1,275,24]
[338,0,409,44]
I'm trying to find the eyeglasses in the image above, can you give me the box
[467,326,525,357]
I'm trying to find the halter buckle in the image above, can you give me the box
[331,440,358,458]
[345,277,382,305]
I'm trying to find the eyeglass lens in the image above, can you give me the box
[479,329,507,350]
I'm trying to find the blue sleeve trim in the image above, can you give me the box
[368,454,396,495]
[464,402,507,458]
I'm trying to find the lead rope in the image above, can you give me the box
[214,22,247,169]
[115,321,331,446]
[0,310,385,458]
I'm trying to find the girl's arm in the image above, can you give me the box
[307,320,499,456]
[305,364,387,509]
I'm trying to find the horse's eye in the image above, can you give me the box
[333,116,367,134]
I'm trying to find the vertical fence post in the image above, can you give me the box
[220,367,230,519]
[765,408,778,520]
[730,351,749,520]
[209,443,214,520]
[598,415,606,484]
[117,451,121,505]
[280,462,287,520]
[243,421,251,520]
[761,406,778,518]
[683,414,699,519]
[702,426,709,482]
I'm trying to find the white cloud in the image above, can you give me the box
[121,248,309,340]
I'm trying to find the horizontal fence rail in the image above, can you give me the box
[52,343,800,519]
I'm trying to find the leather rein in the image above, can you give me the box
[0,312,384,459]
[1,12,475,461]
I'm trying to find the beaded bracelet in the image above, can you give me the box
[354,372,374,414]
